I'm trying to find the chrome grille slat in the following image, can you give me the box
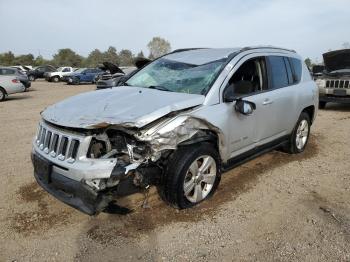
[325,79,350,89]
[35,122,81,163]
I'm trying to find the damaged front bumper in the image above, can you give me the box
[31,151,149,215]
[32,152,109,215]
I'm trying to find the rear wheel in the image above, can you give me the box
[160,142,221,209]
[28,75,35,81]
[319,101,327,109]
[284,112,311,154]
[0,88,6,101]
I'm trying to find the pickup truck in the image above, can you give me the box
[45,67,75,82]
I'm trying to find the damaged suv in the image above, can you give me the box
[315,49,350,108]
[31,47,317,215]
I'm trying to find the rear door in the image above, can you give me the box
[254,56,296,146]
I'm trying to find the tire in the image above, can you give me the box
[0,88,6,101]
[284,112,311,154]
[160,142,221,209]
[319,101,327,109]
[73,78,80,85]
[52,76,60,82]
[28,75,35,81]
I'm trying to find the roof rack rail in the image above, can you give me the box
[241,46,296,53]
[170,48,209,54]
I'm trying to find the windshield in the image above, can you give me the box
[126,57,227,95]
[57,67,63,72]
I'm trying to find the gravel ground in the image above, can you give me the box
[0,80,349,261]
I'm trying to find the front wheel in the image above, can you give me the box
[52,76,60,82]
[160,142,221,209]
[28,75,35,81]
[284,112,311,154]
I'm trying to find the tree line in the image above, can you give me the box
[0,37,171,68]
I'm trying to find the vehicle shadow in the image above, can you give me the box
[322,103,350,112]
[5,95,31,101]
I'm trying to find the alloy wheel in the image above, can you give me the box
[183,155,217,203]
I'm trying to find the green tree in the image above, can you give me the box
[304,58,312,68]
[0,51,15,65]
[147,37,171,58]
[103,46,119,64]
[85,49,104,67]
[118,49,134,66]
[14,54,35,65]
[52,48,83,67]
[34,55,50,66]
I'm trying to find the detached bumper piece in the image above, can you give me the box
[32,153,112,215]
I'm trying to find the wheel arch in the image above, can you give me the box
[0,86,8,95]
[302,105,315,124]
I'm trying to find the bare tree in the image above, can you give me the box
[342,42,350,49]
[147,37,171,59]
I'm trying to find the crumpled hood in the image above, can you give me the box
[323,49,350,72]
[41,86,205,129]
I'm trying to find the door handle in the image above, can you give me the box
[262,99,273,105]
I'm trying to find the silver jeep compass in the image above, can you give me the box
[31,47,318,215]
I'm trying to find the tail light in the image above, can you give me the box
[11,79,19,83]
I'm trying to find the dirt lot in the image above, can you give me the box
[0,80,349,261]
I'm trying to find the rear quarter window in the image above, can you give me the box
[289,57,302,84]
[268,56,289,89]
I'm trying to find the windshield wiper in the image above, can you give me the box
[147,85,172,92]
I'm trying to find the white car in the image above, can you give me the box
[45,67,74,82]
[0,75,26,101]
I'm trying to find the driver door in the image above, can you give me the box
[223,57,271,158]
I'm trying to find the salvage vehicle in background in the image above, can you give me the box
[31,47,317,215]
[44,67,74,82]
[0,75,26,101]
[0,67,31,90]
[315,49,350,109]
[10,65,32,74]
[96,66,136,89]
[65,68,104,85]
[96,58,151,90]
[27,65,56,81]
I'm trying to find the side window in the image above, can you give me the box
[62,68,70,72]
[1,69,15,75]
[0,69,3,75]
[224,57,267,98]
[267,56,289,89]
[289,58,302,84]
[284,57,294,84]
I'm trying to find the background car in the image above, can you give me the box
[27,65,56,81]
[10,65,31,74]
[0,75,26,101]
[65,68,104,85]
[44,66,74,82]
[0,67,31,90]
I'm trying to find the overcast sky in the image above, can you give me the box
[1,0,349,61]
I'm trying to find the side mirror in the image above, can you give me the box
[235,99,256,115]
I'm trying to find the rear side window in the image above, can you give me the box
[0,68,15,75]
[268,56,289,89]
[289,58,302,84]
